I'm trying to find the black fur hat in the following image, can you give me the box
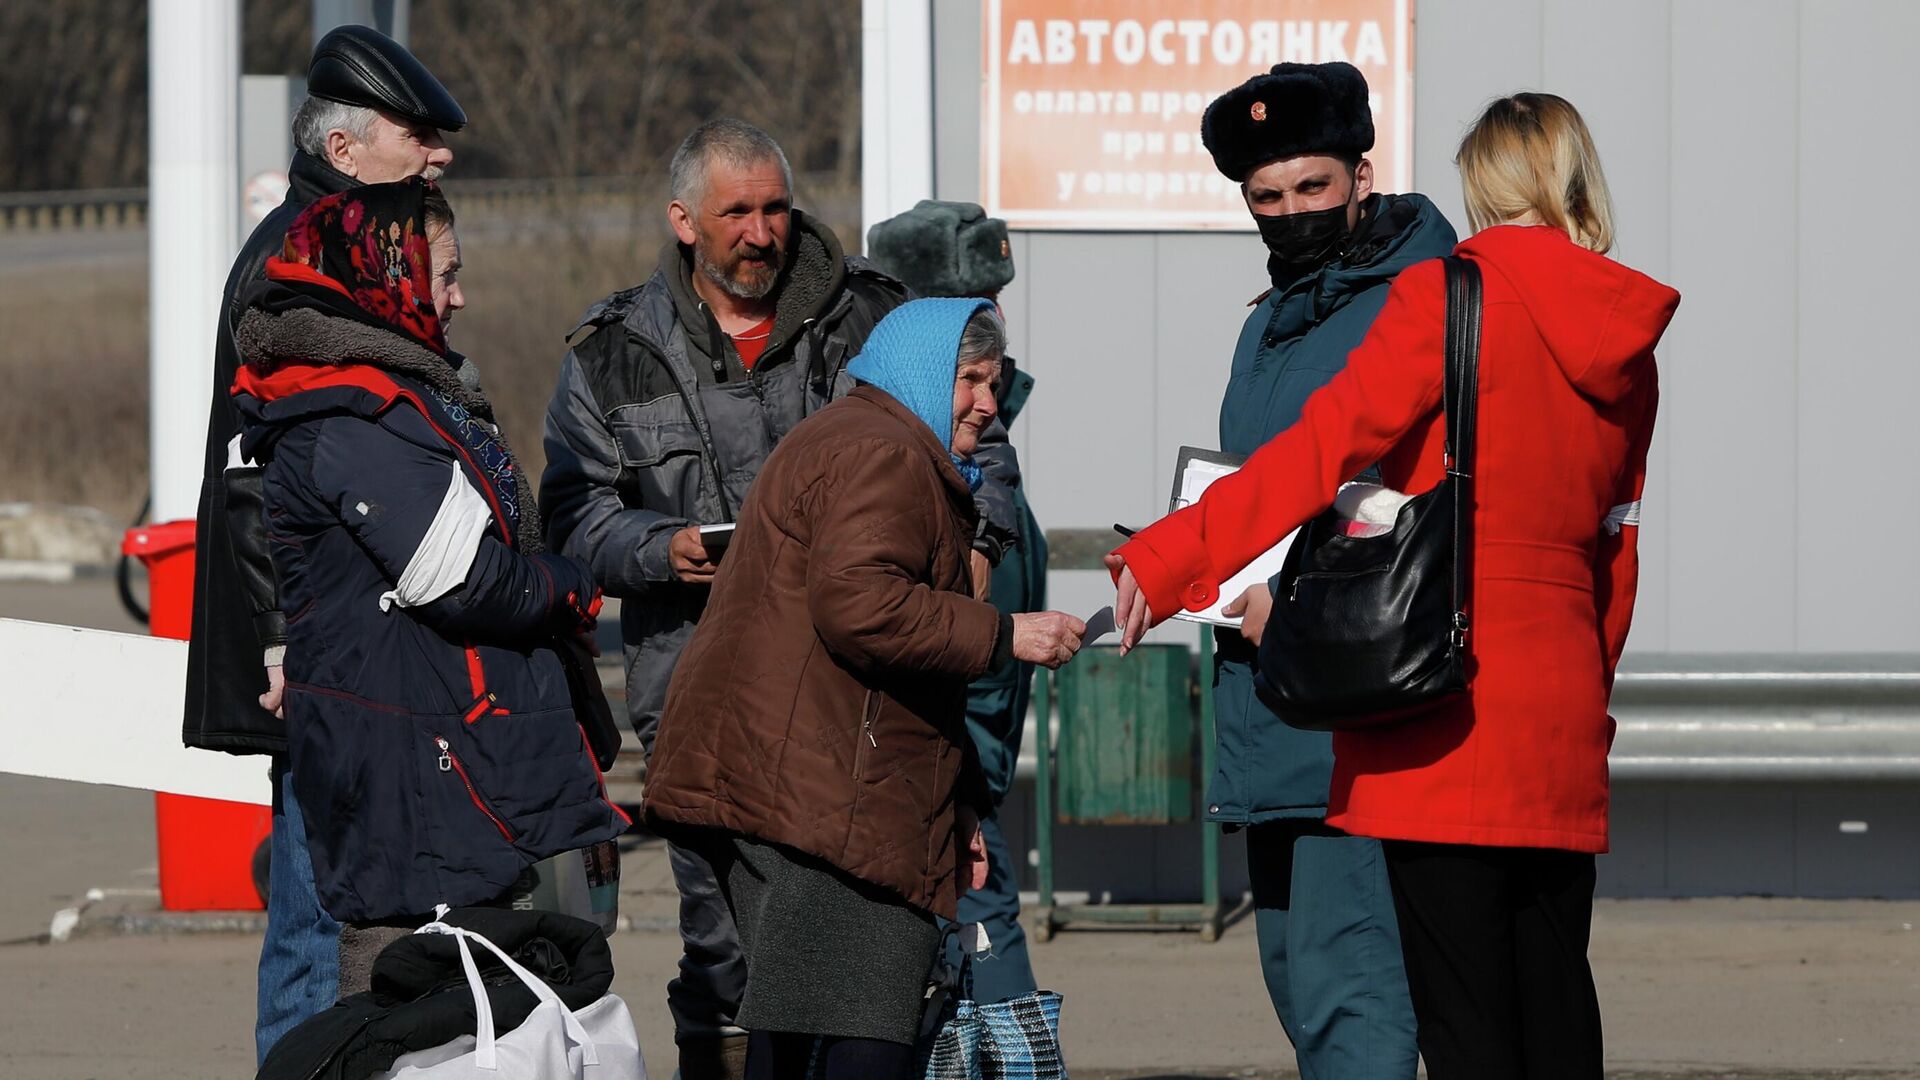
[1201,62,1373,181]
[866,200,1015,298]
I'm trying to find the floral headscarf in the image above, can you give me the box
[272,176,447,353]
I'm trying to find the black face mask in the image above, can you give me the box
[1255,202,1354,279]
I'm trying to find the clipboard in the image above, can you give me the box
[1165,446,1296,628]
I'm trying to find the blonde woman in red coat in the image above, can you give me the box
[1109,94,1679,1080]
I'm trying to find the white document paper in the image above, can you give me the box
[1165,452,1295,628]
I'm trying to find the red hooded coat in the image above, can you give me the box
[1116,225,1680,851]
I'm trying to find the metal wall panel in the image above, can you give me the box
[1795,789,1920,898]
[1541,0,1676,650]
[1411,0,1545,229]
[1150,233,1264,511]
[1667,1,1800,650]
[1665,788,1796,895]
[931,0,984,204]
[1795,1,1920,650]
[1021,233,1163,529]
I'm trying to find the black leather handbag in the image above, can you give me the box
[1252,256,1482,731]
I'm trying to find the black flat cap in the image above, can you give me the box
[307,25,466,132]
[1201,62,1372,181]
[866,200,1015,298]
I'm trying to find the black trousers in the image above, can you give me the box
[745,1031,914,1080]
[1380,841,1603,1080]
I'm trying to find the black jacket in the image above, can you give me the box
[256,908,613,1080]
[184,151,357,756]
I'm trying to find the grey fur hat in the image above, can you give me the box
[866,199,1015,298]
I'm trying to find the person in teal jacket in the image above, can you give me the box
[868,200,1046,1004]
[1200,64,1456,1079]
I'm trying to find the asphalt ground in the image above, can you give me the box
[4,578,1920,1078]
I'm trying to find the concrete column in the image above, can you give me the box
[147,0,239,522]
[859,0,934,250]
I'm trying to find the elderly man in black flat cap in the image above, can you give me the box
[179,24,465,1064]
[1192,62,1456,1080]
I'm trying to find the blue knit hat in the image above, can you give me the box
[846,297,996,485]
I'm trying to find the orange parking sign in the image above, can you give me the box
[983,0,1413,230]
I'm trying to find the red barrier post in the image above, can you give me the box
[124,520,271,911]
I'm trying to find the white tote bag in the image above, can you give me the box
[377,918,646,1080]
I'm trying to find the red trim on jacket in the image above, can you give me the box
[264,256,356,300]
[232,362,514,548]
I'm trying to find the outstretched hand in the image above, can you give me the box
[1220,583,1274,647]
[1010,611,1087,669]
[1105,554,1154,654]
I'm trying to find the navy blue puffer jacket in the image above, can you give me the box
[232,288,628,923]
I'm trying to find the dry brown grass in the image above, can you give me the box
[0,188,859,524]
[0,254,150,521]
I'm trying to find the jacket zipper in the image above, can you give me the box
[1289,564,1391,601]
[462,646,506,723]
[634,329,734,522]
[435,735,515,842]
[854,691,879,779]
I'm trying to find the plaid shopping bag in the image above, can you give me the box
[918,925,1066,1080]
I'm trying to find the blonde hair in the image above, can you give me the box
[1456,93,1615,253]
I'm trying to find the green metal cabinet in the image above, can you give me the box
[1033,629,1223,942]
[1055,644,1193,824]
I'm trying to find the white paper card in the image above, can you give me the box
[1166,455,1295,628]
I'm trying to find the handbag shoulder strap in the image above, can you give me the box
[1441,255,1483,648]
[1441,255,1483,478]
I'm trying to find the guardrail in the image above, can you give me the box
[996,648,1920,784]
[0,173,859,235]
[1609,654,1920,781]
[0,188,147,230]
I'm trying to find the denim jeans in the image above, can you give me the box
[255,757,342,1065]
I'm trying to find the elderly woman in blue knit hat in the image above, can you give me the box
[642,298,1086,1078]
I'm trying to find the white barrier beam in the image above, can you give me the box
[0,620,268,804]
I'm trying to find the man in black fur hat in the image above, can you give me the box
[868,200,1049,1008]
[1197,62,1456,1080]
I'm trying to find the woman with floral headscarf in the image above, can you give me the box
[230,177,628,989]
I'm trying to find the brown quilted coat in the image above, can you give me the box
[641,386,1004,918]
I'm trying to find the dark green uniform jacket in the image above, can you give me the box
[963,359,1046,801]
[1209,192,1456,823]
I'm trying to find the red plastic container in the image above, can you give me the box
[124,519,272,911]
